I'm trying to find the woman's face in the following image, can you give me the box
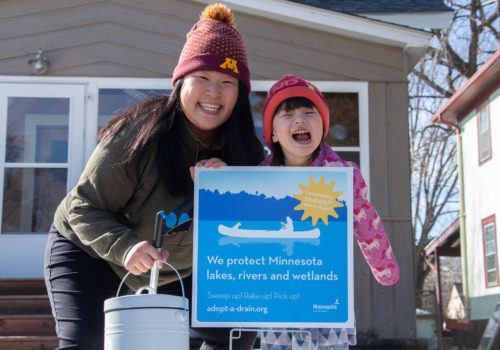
[180,70,239,145]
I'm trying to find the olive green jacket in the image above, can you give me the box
[53,116,224,290]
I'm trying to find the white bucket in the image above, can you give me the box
[104,293,189,350]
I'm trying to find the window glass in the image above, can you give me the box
[250,91,266,145]
[2,168,67,233]
[478,104,491,162]
[487,255,496,270]
[488,271,497,283]
[98,89,170,132]
[3,96,71,234]
[336,152,360,166]
[479,106,489,133]
[6,97,69,163]
[324,93,359,147]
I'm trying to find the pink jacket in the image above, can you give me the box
[261,143,400,286]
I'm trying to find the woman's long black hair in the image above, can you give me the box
[98,80,265,196]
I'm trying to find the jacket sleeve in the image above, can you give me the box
[350,162,400,286]
[64,132,144,266]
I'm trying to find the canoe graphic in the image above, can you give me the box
[217,217,320,239]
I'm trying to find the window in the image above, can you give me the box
[97,88,170,133]
[482,215,499,287]
[0,77,368,276]
[0,84,85,235]
[477,102,492,164]
[251,81,369,192]
[1,79,368,234]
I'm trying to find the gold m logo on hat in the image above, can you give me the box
[220,58,239,73]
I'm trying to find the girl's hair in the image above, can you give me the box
[270,97,321,166]
[98,80,265,195]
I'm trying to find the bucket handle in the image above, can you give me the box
[115,260,189,314]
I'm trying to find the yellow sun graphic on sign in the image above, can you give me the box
[293,176,344,226]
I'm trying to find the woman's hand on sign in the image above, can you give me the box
[124,241,170,275]
[190,158,227,181]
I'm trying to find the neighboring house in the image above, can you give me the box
[0,0,452,341]
[432,49,500,323]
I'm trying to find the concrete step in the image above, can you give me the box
[0,315,55,336]
[0,279,46,296]
[0,296,51,315]
[0,336,58,350]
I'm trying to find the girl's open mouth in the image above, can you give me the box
[293,130,312,144]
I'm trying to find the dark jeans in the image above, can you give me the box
[44,226,256,350]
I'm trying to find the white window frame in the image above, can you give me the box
[0,83,86,227]
[0,76,370,277]
[0,76,371,215]
[253,80,370,199]
[85,79,173,163]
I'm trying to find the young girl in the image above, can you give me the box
[258,74,400,350]
[193,74,400,349]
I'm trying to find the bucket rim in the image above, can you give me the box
[104,293,189,313]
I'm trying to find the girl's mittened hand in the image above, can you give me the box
[124,241,168,275]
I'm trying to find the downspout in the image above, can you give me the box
[455,126,470,321]
[434,114,470,321]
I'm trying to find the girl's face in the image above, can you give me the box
[271,105,323,166]
[180,70,239,145]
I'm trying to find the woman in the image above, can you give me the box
[44,4,264,349]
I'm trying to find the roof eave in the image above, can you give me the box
[192,0,432,49]
[431,50,500,125]
[424,217,460,256]
[358,11,454,30]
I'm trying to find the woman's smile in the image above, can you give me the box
[199,102,222,113]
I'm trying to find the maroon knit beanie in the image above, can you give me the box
[262,74,330,146]
[172,4,250,93]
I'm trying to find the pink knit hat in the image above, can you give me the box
[172,4,250,92]
[262,74,330,146]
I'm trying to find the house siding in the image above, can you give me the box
[461,87,500,320]
[369,82,414,337]
[0,0,406,81]
[0,0,415,338]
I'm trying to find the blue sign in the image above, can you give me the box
[192,167,354,328]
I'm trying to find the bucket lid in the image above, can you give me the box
[104,293,188,313]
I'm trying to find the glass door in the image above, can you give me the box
[0,84,85,276]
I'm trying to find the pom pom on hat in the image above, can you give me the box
[200,3,235,27]
[261,74,330,146]
[172,3,250,92]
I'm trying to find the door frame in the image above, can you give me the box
[0,82,85,277]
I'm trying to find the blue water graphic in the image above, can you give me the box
[196,220,349,323]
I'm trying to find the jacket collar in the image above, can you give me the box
[261,142,340,166]
[178,114,225,161]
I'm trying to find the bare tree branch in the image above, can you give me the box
[409,0,499,307]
